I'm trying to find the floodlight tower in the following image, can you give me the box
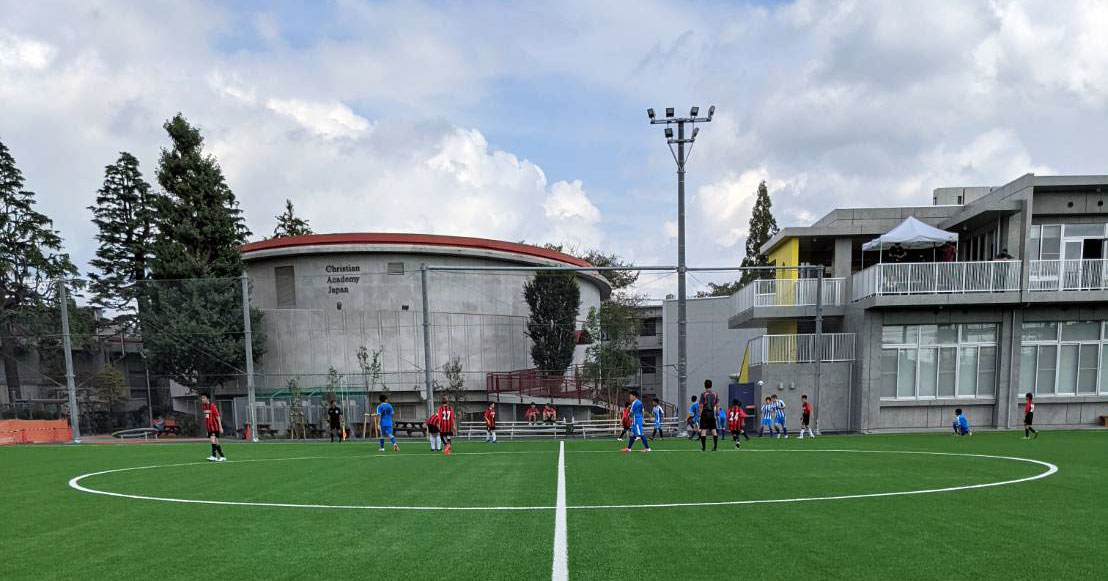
[647,105,714,416]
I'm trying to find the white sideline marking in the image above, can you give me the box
[552,441,568,581]
[67,449,1058,511]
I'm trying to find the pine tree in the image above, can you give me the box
[87,152,156,325]
[273,199,313,238]
[142,114,263,391]
[523,271,580,376]
[739,180,779,285]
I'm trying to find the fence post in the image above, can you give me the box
[57,280,80,443]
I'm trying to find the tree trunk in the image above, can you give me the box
[1,324,21,403]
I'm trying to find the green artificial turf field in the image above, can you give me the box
[1,430,1105,580]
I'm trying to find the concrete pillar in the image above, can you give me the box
[833,237,854,298]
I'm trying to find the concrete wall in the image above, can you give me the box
[748,361,853,433]
[661,296,764,409]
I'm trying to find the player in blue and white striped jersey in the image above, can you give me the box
[772,394,788,438]
[759,397,776,437]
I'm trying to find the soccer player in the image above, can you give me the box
[727,399,748,448]
[717,404,727,438]
[620,390,651,453]
[759,396,775,437]
[952,408,972,436]
[651,398,665,440]
[1023,393,1039,439]
[772,394,788,438]
[436,400,456,454]
[699,379,720,451]
[427,405,442,451]
[326,400,343,443]
[687,395,700,439]
[199,394,225,462]
[617,403,631,440]
[375,394,398,451]
[484,403,498,443]
[526,402,539,425]
[798,394,815,439]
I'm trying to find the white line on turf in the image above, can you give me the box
[552,441,568,581]
[66,449,1058,511]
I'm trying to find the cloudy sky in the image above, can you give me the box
[3,0,1108,295]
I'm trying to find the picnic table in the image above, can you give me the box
[256,423,279,439]
[393,421,426,437]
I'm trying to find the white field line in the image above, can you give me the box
[66,449,1058,512]
[552,441,568,581]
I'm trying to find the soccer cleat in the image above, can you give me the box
[620,447,630,452]
[444,444,452,455]
[641,448,651,453]
[378,447,385,452]
[393,444,399,451]
[1033,431,1039,439]
[207,455,217,462]
[217,456,227,462]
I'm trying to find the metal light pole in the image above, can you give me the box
[240,273,258,442]
[57,279,80,443]
[647,105,714,416]
[420,264,435,418]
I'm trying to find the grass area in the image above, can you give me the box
[1,430,1105,580]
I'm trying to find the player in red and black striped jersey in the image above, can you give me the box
[1024,393,1039,439]
[483,403,498,443]
[435,402,456,455]
[799,394,816,439]
[727,399,749,448]
[199,394,225,462]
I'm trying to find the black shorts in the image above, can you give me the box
[1024,412,1034,425]
[802,413,811,426]
[699,412,717,431]
[207,430,220,438]
[329,422,341,431]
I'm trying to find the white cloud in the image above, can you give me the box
[0,31,55,71]
[265,98,372,139]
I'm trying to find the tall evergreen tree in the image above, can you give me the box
[0,137,77,402]
[523,271,580,376]
[273,199,313,238]
[142,114,263,391]
[739,180,779,284]
[87,152,156,325]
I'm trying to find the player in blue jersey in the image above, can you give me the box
[687,395,700,439]
[759,397,775,437]
[772,394,788,438]
[717,404,727,438]
[375,394,398,451]
[953,408,972,436]
[651,398,665,440]
[621,391,651,453]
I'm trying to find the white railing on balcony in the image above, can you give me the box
[1028,259,1108,292]
[748,333,856,366]
[734,278,845,313]
[851,260,1021,300]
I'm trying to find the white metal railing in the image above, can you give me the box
[748,333,855,366]
[458,418,683,440]
[1028,259,1108,292]
[851,260,1021,300]
[734,278,844,313]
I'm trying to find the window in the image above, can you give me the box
[640,318,657,337]
[1041,225,1062,260]
[387,262,405,275]
[1021,320,1108,395]
[880,323,998,399]
[1063,223,1106,238]
[275,266,295,308]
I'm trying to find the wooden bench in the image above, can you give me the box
[1100,415,1108,427]
[306,423,326,439]
[158,418,181,436]
[393,421,426,437]
[256,423,279,439]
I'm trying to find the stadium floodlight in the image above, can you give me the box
[644,105,714,422]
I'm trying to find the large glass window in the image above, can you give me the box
[1041,225,1062,260]
[1021,320,1108,396]
[880,323,998,399]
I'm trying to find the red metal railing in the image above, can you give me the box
[486,366,588,403]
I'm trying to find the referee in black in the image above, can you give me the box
[698,379,720,451]
[327,400,344,442]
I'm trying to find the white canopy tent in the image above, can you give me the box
[861,216,958,265]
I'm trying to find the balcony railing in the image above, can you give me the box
[851,260,1021,300]
[1028,259,1108,292]
[734,278,845,313]
[748,333,856,366]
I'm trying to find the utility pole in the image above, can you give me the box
[647,105,714,415]
[57,280,80,443]
[420,264,435,418]
[240,273,258,442]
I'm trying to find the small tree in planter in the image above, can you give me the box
[356,345,385,437]
[287,377,307,439]
[441,356,466,418]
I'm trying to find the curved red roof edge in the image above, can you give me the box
[241,233,592,267]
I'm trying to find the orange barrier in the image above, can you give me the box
[0,419,73,444]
